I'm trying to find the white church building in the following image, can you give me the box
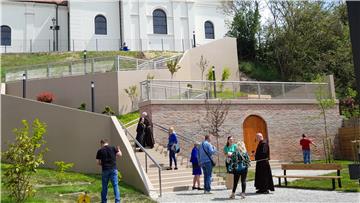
[0,0,229,53]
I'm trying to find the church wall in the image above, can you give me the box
[69,0,121,51]
[0,1,68,53]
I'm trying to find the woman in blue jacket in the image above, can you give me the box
[190,142,202,190]
[167,127,178,170]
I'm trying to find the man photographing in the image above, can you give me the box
[300,134,317,164]
[96,139,122,203]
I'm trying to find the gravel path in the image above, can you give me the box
[157,169,359,203]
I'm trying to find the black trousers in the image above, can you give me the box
[233,170,248,193]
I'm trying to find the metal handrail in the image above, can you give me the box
[121,123,162,197]
[143,79,328,85]
[153,123,196,144]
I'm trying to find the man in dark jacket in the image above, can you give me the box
[96,139,122,203]
[254,133,274,194]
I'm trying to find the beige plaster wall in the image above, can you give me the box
[178,37,239,81]
[1,94,150,195]
[5,72,120,114]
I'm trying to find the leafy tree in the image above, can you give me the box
[224,0,261,60]
[167,58,181,79]
[3,119,48,203]
[340,87,360,119]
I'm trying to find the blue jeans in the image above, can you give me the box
[101,169,120,203]
[303,150,311,164]
[201,162,213,192]
[169,150,177,167]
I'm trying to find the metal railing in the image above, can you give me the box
[153,123,197,167]
[4,54,181,82]
[140,79,330,101]
[121,123,163,197]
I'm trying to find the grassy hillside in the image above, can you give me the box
[0,51,175,70]
[239,61,281,81]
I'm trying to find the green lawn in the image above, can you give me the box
[117,111,140,127]
[1,163,155,203]
[285,160,359,192]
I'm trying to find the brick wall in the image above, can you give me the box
[140,101,343,162]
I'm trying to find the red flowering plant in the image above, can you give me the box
[36,92,55,103]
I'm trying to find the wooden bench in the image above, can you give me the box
[273,164,342,190]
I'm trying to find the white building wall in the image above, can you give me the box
[69,0,121,51]
[0,1,68,53]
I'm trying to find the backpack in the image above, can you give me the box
[229,152,249,173]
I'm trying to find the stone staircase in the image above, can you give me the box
[126,126,224,193]
[133,142,225,193]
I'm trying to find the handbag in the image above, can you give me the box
[202,143,216,167]
[171,143,180,153]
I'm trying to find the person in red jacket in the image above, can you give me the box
[300,134,317,164]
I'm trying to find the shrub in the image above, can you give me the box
[3,119,48,203]
[37,92,55,103]
[102,106,115,115]
[54,161,74,183]
[78,103,86,110]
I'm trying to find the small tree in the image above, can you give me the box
[54,161,74,183]
[197,55,209,81]
[220,68,231,92]
[167,58,181,79]
[314,75,336,163]
[200,99,230,173]
[125,85,138,110]
[3,119,48,203]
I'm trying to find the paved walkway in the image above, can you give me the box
[156,169,359,203]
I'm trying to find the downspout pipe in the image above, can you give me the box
[119,0,123,50]
[56,4,59,51]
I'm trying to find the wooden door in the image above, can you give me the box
[243,115,268,160]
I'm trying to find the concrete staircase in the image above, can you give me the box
[134,142,225,193]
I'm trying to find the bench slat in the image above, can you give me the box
[281,163,342,170]
[273,175,341,179]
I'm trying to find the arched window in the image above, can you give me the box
[95,15,107,35]
[204,21,214,39]
[153,9,167,34]
[1,25,11,46]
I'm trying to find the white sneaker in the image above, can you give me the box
[240,193,245,199]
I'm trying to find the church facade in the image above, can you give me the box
[0,0,229,53]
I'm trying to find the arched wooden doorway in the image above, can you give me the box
[243,115,268,160]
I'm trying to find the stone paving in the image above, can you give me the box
[156,169,360,203]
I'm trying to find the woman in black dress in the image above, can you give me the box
[135,114,146,150]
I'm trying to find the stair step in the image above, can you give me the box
[150,176,223,184]
[152,178,224,187]
[153,181,225,192]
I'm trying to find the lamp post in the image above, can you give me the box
[50,17,56,52]
[212,66,216,98]
[83,50,87,73]
[91,81,95,112]
[22,73,27,98]
[193,31,196,48]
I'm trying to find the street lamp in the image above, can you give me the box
[91,81,95,112]
[22,73,27,98]
[83,50,87,73]
[193,31,196,48]
[212,66,216,98]
[50,17,56,51]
